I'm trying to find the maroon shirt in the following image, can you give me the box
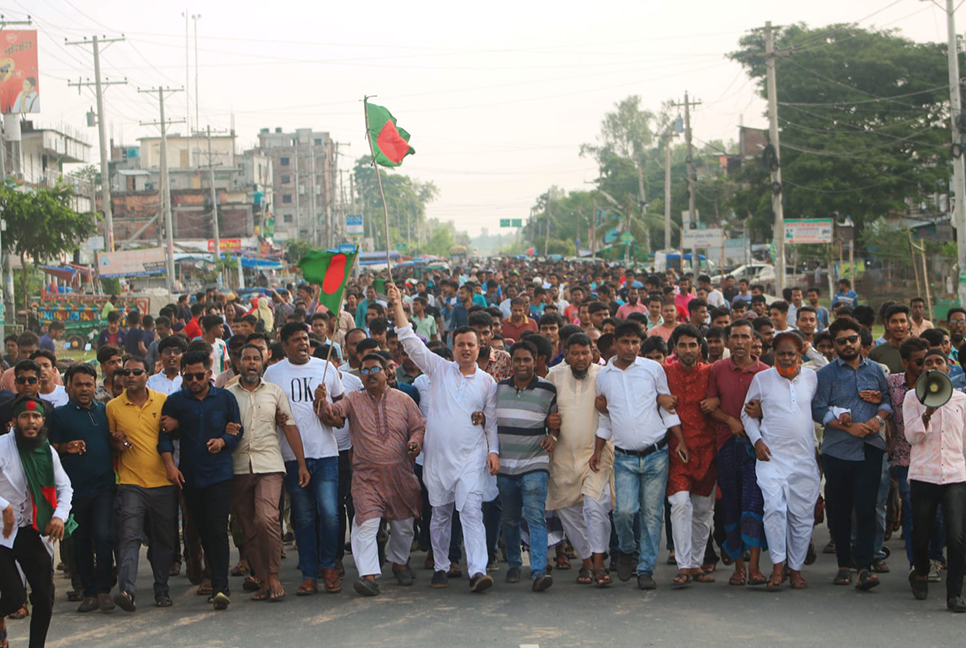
[707,356,769,451]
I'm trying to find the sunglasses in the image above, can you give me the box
[834,335,860,346]
[116,368,146,377]
[15,376,38,385]
[182,372,208,382]
[360,366,384,375]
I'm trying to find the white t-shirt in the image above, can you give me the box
[43,385,69,408]
[335,370,363,451]
[146,372,183,396]
[212,338,229,374]
[264,357,344,461]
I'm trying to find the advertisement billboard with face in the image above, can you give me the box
[0,31,39,114]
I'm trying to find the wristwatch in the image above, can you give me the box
[875,415,886,430]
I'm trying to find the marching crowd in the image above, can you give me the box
[1,259,965,647]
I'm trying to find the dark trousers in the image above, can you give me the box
[184,479,233,597]
[823,447,883,572]
[0,527,55,648]
[912,480,966,599]
[414,463,432,551]
[117,484,178,600]
[73,488,116,596]
[336,449,354,561]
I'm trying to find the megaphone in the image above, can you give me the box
[915,370,954,408]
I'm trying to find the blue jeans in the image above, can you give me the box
[498,472,549,579]
[613,449,669,576]
[284,458,339,578]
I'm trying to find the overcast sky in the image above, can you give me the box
[7,0,959,236]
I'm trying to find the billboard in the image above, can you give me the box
[785,218,833,244]
[207,238,242,252]
[346,214,364,237]
[681,227,724,248]
[98,247,167,278]
[0,30,39,114]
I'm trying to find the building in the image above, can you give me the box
[15,121,93,213]
[256,127,335,243]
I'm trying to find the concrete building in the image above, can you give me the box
[16,121,93,213]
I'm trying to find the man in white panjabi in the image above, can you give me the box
[546,332,614,587]
[388,283,499,593]
[741,331,820,591]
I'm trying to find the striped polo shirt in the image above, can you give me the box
[496,375,557,476]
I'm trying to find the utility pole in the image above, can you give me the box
[765,21,786,294]
[199,125,226,284]
[664,135,672,252]
[636,164,650,259]
[293,137,301,239]
[309,146,318,246]
[140,87,184,295]
[544,187,552,257]
[67,34,126,252]
[181,11,190,136]
[940,1,966,306]
[672,92,701,272]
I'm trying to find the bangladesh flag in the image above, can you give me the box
[366,101,414,167]
[298,248,357,314]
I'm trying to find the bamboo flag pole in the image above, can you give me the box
[363,96,394,273]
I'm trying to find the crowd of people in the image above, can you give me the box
[0,259,965,647]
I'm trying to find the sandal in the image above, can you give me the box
[268,585,286,602]
[555,556,572,570]
[855,569,880,591]
[672,571,692,589]
[296,578,318,596]
[196,580,213,596]
[155,594,172,607]
[729,568,747,586]
[250,589,270,601]
[8,605,28,620]
[833,568,852,586]
[593,567,612,587]
[789,572,808,590]
[230,560,251,577]
[767,570,785,592]
[576,567,594,585]
[242,576,262,592]
[747,572,768,587]
[693,570,715,584]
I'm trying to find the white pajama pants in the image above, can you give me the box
[351,517,414,578]
[668,491,715,571]
[430,490,488,577]
[555,486,612,560]
[758,463,819,571]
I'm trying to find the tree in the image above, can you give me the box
[1,182,98,304]
[728,24,954,247]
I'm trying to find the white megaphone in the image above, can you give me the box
[915,370,954,409]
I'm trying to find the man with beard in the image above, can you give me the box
[616,286,647,320]
[547,333,614,587]
[742,331,821,591]
[159,351,243,611]
[812,316,892,590]
[707,319,768,587]
[317,352,425,597]
[228,344,309,602]
[263,323,344,596]
[664,324,718,587]
[389,283,499,593]
[470,311,512,382]
[0,395,73,648]
[948,307,966,363]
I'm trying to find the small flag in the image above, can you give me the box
[298,249,357,314]
[366,101,415,167]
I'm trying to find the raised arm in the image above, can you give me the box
[389,283,446,378]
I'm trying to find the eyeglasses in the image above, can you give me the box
[15,376,38,385]
[360,366,384,375]
[834,335,860,346]
[116,368,146,377]
[182,372,208,382]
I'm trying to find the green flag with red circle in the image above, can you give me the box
[366,101,414,167]
[298,248,357,314]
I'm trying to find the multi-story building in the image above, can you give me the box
[256,127,333,243]
[16,121,93,213]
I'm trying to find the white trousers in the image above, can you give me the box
[759,468,818,571]
[668,491,714,570]
[430,490,488,577]
[555,486,612,559]
[350,517,414,578]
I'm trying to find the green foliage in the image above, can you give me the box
[101,277,122,296]
[729,24,954,247]
[353,159,441,254]
[860,218,915,269]
[1,182,98,306]
[284,239,313,264]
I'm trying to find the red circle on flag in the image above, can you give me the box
[322,253,347,294]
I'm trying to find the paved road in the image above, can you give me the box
[10,525,964,648]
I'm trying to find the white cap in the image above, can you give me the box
[533,276,543,285]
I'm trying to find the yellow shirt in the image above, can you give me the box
[106,388,170,489]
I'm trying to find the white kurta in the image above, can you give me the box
[397,325,498,509]
[742,367,821,569]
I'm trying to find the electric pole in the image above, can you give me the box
[197,125,228,284]
[140,87,184,294]
[544,187,552,257]
[664,135,672,252]
[765,21,786,294]
[940,1,966,306]
[672,92,701,272]
[67,34,126,252]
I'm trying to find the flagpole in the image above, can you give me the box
[363,96,394,274]
[319,244,359,390]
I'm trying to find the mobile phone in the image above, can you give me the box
[676,449,688,463]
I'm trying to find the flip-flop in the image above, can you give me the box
[296,580,318,596]
[593,568,612,588]
[729,570,747,586]
[672,573,692,589]
[748,574,768,586]
[268,587,286,602]
[250,589,270,601]
[693,571,715,584]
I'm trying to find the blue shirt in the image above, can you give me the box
[814,305,830,330]
[48,400,115,498]
[39,334,56,353]
[812,357,892,461]
[158,386,242,489]
[833,290,858,308]
[451,302,469,330]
